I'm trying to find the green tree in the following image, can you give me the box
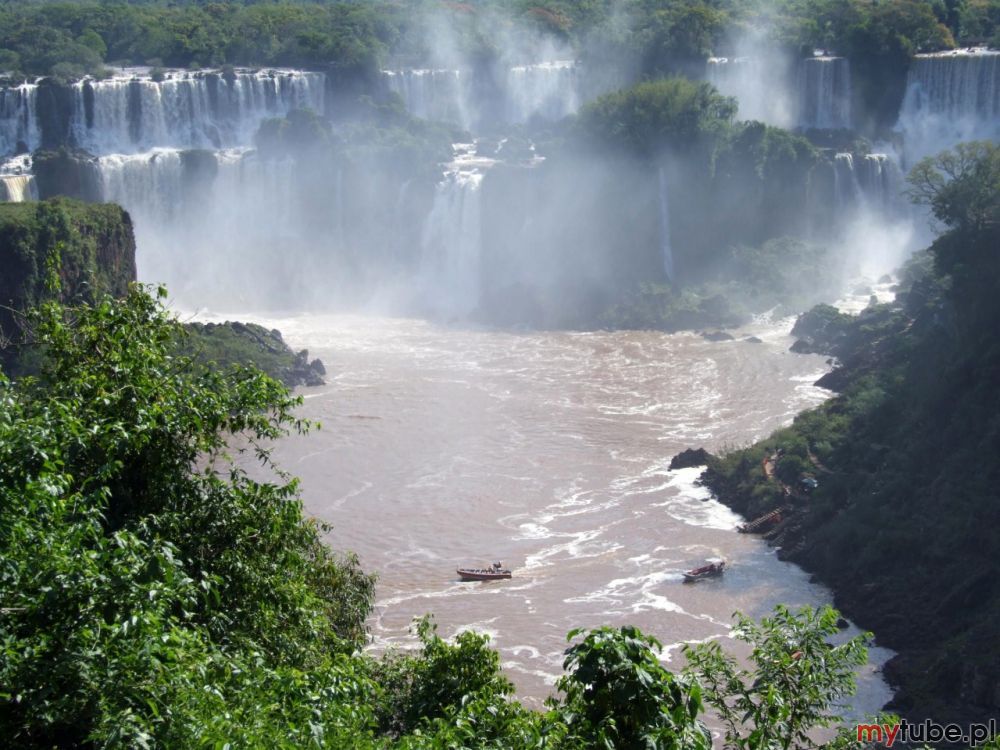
[0,286,376,747]
[684,605,869,750]
[554,625,712,750]
[578,77,737,156]
[907,141,1000,234]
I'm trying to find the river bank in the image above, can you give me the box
[698,262,1000,726]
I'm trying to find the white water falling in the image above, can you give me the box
[896,48,1000,163]
[706,57,797,128]
[418,144,492,316]
[70,69,325,154]
[98,149,186,221]
[382,69,469,129]
[0,154,37,202]
[831,151,904,217]
[504,60,579,123]
[0,83,39,155]
[0,174,37,202]
[833,153,863,211]
[799,56,851,130]
[383,61,581,128]
[657,166,674,282]
[856,154,900,212]
[706,55,850,129]
[94,146,306,306]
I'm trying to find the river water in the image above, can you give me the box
[204,304,894,717]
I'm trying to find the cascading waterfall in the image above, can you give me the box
[505,61,578,123]
[705,55,850,129]
[71,69,325,154]
[0,153,37,202]
[98,149,187,221]
[799,56,851,130]
[382,69,469,129]
[98,144,304,305]
[657,166,674,282]
[382,61,580,128]
[706,57,797,128]
[896,49,999,162]
[831,152,903,216]
[0,83,39,155]
[0,174,37,202]
[833,153,862,210]
[418,144,490,316]
[856,154,899,212]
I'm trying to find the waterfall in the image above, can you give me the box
[419,144,490,315]
[706,57,797,128]
[98,149,186,221]
[382,69,469,129]
[382,61,581,128]
[0,83,39,156]
[833,153,862,212]
[856,154,900,211]
[0,174,37,202]
[831,152,903,216]
[69,69,325,154]
[657,166,674,282]
[799,56,851,130]
[896,49,999,162]
[705,55,850,129]
[504,60,579,123]
[0,154,37,202]
[94,145,304,305]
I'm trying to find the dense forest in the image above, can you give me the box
[0,0,994,96]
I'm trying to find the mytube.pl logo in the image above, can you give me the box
[857,719,998,747]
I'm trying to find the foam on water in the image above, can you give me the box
[200,311,892,715]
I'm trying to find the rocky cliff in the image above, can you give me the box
[0,198,136,345]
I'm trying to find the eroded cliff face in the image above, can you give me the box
[0,198,136,346]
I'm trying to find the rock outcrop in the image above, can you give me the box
[669,447,712,469]
[33,148,103,202]
[0,198,136,349]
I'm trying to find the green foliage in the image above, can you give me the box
[577,77,737,156]
[702,143,1000,725]
[0,199,134,363]
[0,286,376,746]
[907,141,1000,235]
[555,626,712,750]
[0,1,393,76]
[0,283,885,746]
[374,616,520,740]
[684,605,870,750]
[179,320,325,388]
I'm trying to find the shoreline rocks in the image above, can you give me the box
[669,447,712,470]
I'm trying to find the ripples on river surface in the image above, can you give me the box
[206,302,894,717]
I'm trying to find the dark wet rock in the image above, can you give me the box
[789,304,853,355]
[744,336,764,344]
[670,447,712,470]
[701,330,734,342]
[33,148,103,202]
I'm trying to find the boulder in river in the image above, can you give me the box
[670,447,712,470]
[701,330,734,342]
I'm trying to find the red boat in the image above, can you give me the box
[683,560,725,583]
[457,561,512,581]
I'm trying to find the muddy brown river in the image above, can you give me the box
[207,303,894,718]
